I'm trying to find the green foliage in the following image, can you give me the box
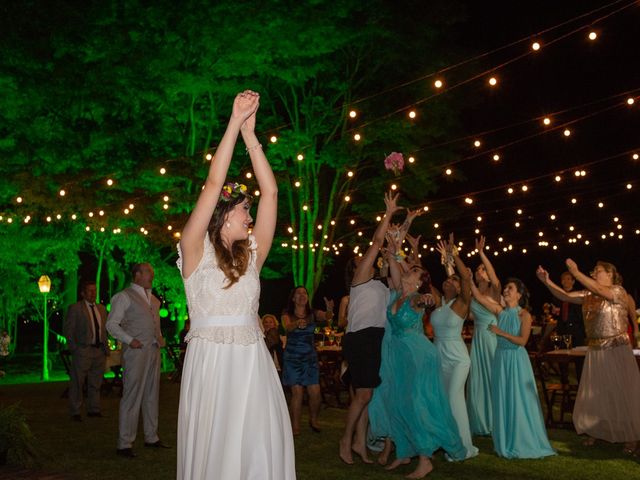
[0,403,38,467]
[0,0,467,302]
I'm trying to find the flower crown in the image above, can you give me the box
[219,182,249,203]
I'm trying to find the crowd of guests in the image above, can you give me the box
[54,93,639,479]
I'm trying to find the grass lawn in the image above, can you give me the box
[0,377,639,479]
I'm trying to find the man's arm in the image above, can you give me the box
[106,292,135,346]
[63,304,79,352]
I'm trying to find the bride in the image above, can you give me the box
[176,91,296,479]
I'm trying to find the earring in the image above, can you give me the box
[226,222,231,228]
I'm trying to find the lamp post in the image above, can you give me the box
[38,275,51,381]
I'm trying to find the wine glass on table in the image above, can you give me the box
[551,334,562,351]
[563,334,572,351]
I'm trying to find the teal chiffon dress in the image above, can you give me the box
[467,299,497,436]
[431,299,479,459]
[369,291,466,461]
[491,306,555,458]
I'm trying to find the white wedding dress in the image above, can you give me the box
[177,235,296,479]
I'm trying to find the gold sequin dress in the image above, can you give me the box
[573,285,640,442]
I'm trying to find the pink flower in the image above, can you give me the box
[384,152,404,176]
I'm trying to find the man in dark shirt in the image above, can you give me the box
[552,271,586,347]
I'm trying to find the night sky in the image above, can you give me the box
[314,0,640,313]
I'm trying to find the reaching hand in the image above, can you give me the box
[384,192,402,215]
[435,240,448,257]
[565,258,578,274]
[324,297,335,313]
[406,233,421,252]
[475,235,486,253]
[405,207,425,221]
[232,90,260,124]
[385,230,400,253]
[536,266,550,284]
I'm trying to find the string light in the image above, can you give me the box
[588,31,597,41]
[107,179,114,186]
[408,110,417,119]
[434,79,443,89]
[488,77,498,86]
[297,154,304,161]
[205,153,213,161]
[344,195,351,202]
[531,41,541,51]
[492,154,500,161]
[159,168,166,175]
[353,133,361,141]
[16,197,22,203]
[507,187,514,194]
[445,168,452,176]
[543,117,551,125]
[563,128,571,137]
[474,140,481,148]
[347,171,354,177]
[245,172,252,179]
[408,156,415,164]
[627,97,635,105]
[270,135,277,143]
[555,175,562,182]
[163,195,169,201]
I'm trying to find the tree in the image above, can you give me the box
[0,0,466,304]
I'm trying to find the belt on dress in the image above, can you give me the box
[587,332,629,350]
[190,314,257,329]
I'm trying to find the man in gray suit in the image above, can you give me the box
[106,263,168,458]
[64,280,109,421]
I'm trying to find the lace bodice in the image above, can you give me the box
[177,235,261,345]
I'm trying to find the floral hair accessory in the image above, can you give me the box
[384,152,404,176]
[219,182,250,203]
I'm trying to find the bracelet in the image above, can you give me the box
[245,143,262,154]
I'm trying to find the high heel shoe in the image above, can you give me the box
[309,421,321,433]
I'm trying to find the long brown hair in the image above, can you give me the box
[207,192,252,288]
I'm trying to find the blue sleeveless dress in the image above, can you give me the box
[369,291,467,460]
[431,299,479,459]
[491,307,555,458]
[282,313,319,386]
[467,299,497,436]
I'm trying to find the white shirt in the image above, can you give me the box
[347,279,390,333]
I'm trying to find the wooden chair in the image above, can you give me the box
[317,349,348,408]
[532,353,578,428]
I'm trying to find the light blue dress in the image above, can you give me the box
[467,299,497,435]
[431,299,479,459]
[369,291,467,461]
[492,307,556,458]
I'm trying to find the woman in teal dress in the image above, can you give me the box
[467,236,500,436]
[369,235,466,479]
[431,236,478,459]
[472,277,555,459]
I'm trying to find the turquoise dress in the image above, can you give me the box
[431,299,479,459]
[492,307,555,458]
[369,291,466,460]
[467,299,497,436]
